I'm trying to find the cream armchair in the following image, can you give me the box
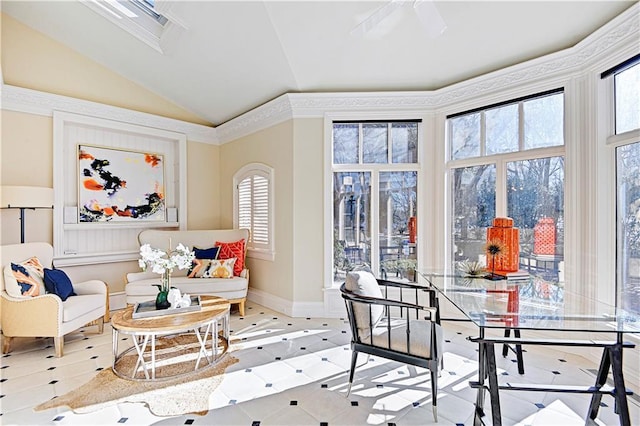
[0,242,108,357]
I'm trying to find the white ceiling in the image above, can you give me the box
[1,1,635,126]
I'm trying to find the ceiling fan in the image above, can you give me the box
[351,0,447,39]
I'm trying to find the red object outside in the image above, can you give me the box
[534,217,556,255]
[408,216,417,243]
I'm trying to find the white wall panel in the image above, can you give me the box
[53,111,187,266]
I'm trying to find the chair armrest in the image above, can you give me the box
[344,290,436,317]
[341,282,439,321]
[240,268,249,279]
[73,280,107,295]
[1,293,63,336]
[377,278,437,294]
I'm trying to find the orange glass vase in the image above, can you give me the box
[486,217,519,273]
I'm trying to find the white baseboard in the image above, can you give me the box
[247,288,326,318]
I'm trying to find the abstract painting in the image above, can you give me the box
[78,145,165,222]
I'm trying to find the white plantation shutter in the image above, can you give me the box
[234,164,274,257]
[238,178,252,231]
[252,175,269,247]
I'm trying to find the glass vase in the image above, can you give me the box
[155,272,171,310]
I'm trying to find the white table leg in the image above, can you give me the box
[151,334,156,380]
[194,322,213,369]
[132,334,151,380]
[112,329,118,370]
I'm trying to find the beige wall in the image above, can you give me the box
[1,13,210,126]
[187,141,221,230]
[292,118,325,303]
[220,120,294,301]
[0,110,54,244]
[0,14,220,295]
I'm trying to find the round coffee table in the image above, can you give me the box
[111,295,230,381]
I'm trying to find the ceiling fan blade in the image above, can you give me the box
[350,0,407,37]
[413,0,447,39]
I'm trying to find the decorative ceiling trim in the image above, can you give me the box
[216,3,638,144]
[1,3,636,147]
[215,94,293,143]
[0,84,218,144]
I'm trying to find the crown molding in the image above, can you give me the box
[215,94,293,143]
[0,84,218,144]
[217,3,638,144]
[2,4,636,146]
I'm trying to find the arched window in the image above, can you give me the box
[233,163,275,260]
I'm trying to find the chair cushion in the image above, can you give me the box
[3,257,46,298]
[62,294,106,322]
[216,239,245,276]
[126,276,248,297]
[345,271,384,337]
[370,318,442,359]
[44,268,77,301]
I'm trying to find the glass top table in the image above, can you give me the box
[417,270,640,334]
[417,269,639,426]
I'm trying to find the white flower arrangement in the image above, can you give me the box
[138,243,195,293]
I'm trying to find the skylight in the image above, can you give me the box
[130,0,168,26]
[83,0,183,54]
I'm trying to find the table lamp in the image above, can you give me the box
[0,186,54,243]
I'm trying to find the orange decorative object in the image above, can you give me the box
[534,217,556,255]
[408,216,417,243]
[486,217,519,273]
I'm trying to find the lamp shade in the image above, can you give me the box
[0,186,54,208]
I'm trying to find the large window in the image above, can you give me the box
[448,91,565,280]
[332,121,419,284]
[617,142,640,316]
[234,163,274,260]
[609,59,640,315]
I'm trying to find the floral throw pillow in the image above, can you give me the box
[206,258,236,278]
[188,258,236,278]
[3,256,46,298]
[215,239,245,276]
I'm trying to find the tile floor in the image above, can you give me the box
[1,301,638,425]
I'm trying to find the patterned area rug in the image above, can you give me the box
[34,336,238,417]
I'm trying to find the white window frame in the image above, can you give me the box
[233,163,275,261]
[326,114,424,289]
[599,59,640,310]
[445,90,566,270]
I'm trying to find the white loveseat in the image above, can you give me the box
[125,229,249,315]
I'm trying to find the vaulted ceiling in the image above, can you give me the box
[1,1,635,126]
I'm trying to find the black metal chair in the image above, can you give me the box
[340,271,443,422]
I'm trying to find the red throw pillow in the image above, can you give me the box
[215,239,245,276]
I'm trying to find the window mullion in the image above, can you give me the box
[370,171,380,276]
[387,123,392,163]
[495,159,508,217]
[480,111,486,156]
[518,101,525,151]
[358,124,364,164]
